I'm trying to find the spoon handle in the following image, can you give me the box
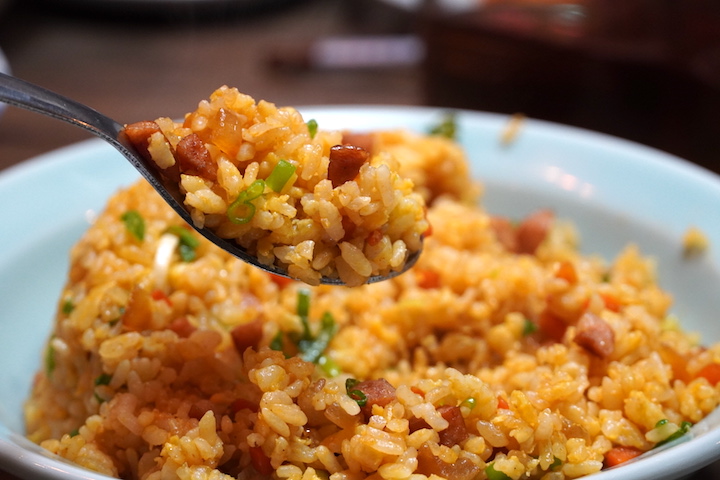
[0,72,125,146]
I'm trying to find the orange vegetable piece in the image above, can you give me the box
[269,273,294,289]
[415,268,441,289]
[555,260,578,284]
[697,363,720,386]
[604,446,643,468]
[600,292,621,312]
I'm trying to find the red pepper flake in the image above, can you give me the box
[415,268,441,289]
[411,386,425,397]
[424,221,433,238]
[269,273,294,289]
[497,396,509,410]
[367,229,384,246]
[151,289,173,306]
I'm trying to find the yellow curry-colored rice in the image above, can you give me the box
[25,102,720,480]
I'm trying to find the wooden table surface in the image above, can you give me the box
[0,0,719,479]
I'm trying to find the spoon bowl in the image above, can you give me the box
[0,73,420,285]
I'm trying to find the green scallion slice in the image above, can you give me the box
[227,180,266,224]
[429,112,457,140]
[485,463,511,480]
[165,225,200,262]
[345,378,368,407]
[121,210,145,241]
[94,373,112,386]
[307,119,318,138]
[266,160,297,192]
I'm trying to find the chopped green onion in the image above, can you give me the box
[429,112,457,140]
[94,373,112,386]
[318,355,341,377]
[274,290,338,370]
[345,378,368,407]
[549,457,562,471]
[296,289,312,339]
[522,318,538,336]
[266,160,297,192]
[655,421,692,448]
[655,419,669,428]
[121,210,145,241]
[307,119,318,138]
[299,312,337,363]
[45,341,56,377]
[227,180,266,224]
[270,331,285,352]
[460,397,476,410]
[485,463,511,480]
[62,298,75,315]
[165,225,200,262]
[69,429,80,437]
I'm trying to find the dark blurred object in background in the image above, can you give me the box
[418,0,720,173]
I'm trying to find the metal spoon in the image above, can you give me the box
[0,72,420,285]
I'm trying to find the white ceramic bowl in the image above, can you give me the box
[1,106,720,479]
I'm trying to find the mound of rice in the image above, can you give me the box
[25,114,720,480]
[121,87,429,286]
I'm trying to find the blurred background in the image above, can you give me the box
[1,0,720,173]
[1,0,720,477]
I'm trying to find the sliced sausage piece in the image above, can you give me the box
[437,405,469,446]
[122,120,162,159]
[490,216,518,252]
[169,316,196,338]
[327,144,370,187]
[516,209,554,254]
[352,378,396,418]
[176,133,217,180]
[416,444,480,480]
[574,312,615,358]
[341,132,375,153]
[231,318,264,354]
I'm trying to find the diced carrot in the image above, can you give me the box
[555,260,578,284]
[697,363,720,386]
[658,344,691,383]
[424,222,433,237]
[600,292,621,312]
[249,446,274,475]
[604,446,643,468]
[538,310,567,343]
[269,273,293,289]
[411,386,425,396]
[415,268,441,289]
[497,396,509,410]
[151,289,173,306]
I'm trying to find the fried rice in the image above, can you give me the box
[24,101,720,480]
[121,87,429,286]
